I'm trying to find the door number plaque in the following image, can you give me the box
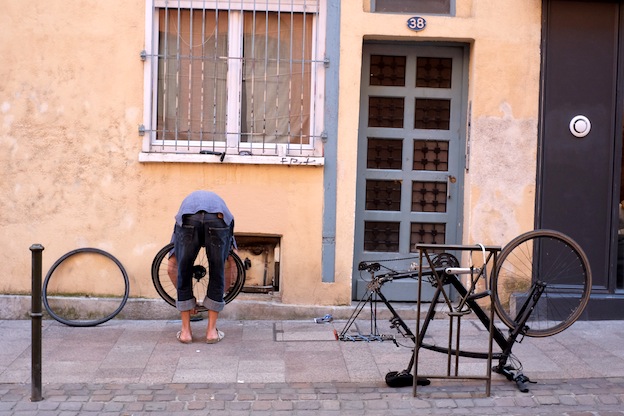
[407,16,427,32]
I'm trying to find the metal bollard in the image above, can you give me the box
[30,244,44,402]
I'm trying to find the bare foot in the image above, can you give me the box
[176,330,193,344]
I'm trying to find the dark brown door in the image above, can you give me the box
[539,0,624,317]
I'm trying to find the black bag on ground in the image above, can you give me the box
[385,371,430,387]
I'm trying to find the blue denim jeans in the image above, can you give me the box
[174,212,232,312]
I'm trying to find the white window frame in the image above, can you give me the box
[140,0,326,166]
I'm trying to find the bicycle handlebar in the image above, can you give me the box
[514,374,530,393]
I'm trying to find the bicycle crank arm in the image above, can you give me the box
[444,267,481,275]
[492,365,533,393]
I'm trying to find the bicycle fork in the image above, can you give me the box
[494,282,546,392]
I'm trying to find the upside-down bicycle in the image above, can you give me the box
[338,229,592,393]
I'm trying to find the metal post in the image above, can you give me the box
[30,244,44,402]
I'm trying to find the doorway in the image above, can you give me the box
[352,42,468,301]
[539,0,624,318]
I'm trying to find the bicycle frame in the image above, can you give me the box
[416,247,541,392]
[339,248,548,393]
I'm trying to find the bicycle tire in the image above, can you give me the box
[492,229,592,337]
[42,247,130,327]
[151,243,246,311]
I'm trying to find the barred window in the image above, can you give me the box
[142,1,325,163]
[373,0,453,15]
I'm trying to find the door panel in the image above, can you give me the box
[353,43,466,301]
[540,0,620,292]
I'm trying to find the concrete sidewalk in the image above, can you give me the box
[1,317,624,415]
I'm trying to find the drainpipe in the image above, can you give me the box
[321,0,341,283]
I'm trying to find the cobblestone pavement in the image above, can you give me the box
[1,318,624,415]
[2,377,624,415]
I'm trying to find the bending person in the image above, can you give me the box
[173,190,235,344]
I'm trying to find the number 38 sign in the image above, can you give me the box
[407,16,427,32]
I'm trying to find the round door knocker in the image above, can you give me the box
[569,115,591,138]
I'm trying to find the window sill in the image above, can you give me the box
[138,152,324,166]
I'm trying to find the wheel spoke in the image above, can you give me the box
[492,230,591,337]
[151,243,246,310]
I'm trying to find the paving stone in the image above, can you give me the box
[2,319,624,414]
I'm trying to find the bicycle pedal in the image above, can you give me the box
[466,290,490,301]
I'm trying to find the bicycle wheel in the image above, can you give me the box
[151,243,246,311]
[492,229,591,337]
[42,248,130,327]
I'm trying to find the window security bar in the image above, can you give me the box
[144,0,326,159]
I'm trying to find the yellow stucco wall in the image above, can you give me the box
[1,0,543,307]
[0,0,338,306]
[334,0,542,283]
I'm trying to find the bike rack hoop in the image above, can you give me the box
[413,243,502,398]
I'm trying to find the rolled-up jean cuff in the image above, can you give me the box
[176,298,197,312]
[203,296,225,312]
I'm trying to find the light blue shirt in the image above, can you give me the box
[174,191,234,226]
